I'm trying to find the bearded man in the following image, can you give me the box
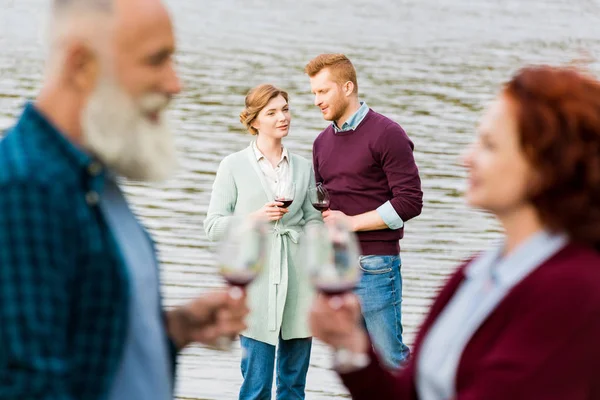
[0,1,248,399]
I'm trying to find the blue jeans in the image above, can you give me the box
[355,254,410,368]
[239,335,312,400]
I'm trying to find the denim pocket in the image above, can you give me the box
[358,255,395,274]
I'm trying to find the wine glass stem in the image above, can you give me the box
[215,336,233,351]
[328,295,344,310]
[229,286,244,300]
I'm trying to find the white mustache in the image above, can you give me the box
[139,93,171,113]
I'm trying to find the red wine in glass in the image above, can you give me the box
[274,181,295,210]
[275,198,294,208]
[312,202,330,212]
[315,281,357,296]
[308,183,330,212]
[221,268,260,288]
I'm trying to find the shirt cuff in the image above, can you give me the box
[333,348,371,374]
[376,201,404,230]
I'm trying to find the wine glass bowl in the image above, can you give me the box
[218,218,268,289]
[215,218,268,349]
[302,220,361,296]
[274,181,295,209]
[308,183,330,212]
[301,220,363,367]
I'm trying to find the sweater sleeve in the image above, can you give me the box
[203,159,238,242]
[375,123,423,223]
[339,345,417,399]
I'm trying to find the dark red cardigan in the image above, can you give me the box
[341,242,600,399]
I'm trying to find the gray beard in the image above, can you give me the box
[81,79,177,182]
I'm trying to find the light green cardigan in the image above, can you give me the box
[204,144,322,345]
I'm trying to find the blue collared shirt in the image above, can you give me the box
[416,231,568,400]
[0,103,176,400]
[333,101,370,133]
[103,176,172,400]
[333,101,404,230]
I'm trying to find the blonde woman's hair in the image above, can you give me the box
[239,84,289,135]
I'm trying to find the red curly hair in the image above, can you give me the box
[503,66,600,250]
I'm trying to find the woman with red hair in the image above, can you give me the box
[309,65,600,400]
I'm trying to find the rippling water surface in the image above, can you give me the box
[1,0,599,398]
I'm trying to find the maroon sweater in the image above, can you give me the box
[312,109,423,255]
[341,242,600,399]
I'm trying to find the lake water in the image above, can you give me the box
[1,0,599,398]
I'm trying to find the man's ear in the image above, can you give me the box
[63,42,100,92]
[343,81,355,97]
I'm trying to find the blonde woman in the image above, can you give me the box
[204,84,322,399]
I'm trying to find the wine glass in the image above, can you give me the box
[302,220,361,298]
[274,180,295,227]
[274,180,295,209]
[300,220,362,366]
[215,218,268,350]
[307,182,330,212]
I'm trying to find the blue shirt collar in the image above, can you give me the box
[19,102,93,168]
[333,101,369,133]
[18,102,108,193]
[465,230,568,287]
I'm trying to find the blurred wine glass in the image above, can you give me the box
[216,218,268,350]
[301,220,363,366]
[308,182,330,212]
[301,220,361,298]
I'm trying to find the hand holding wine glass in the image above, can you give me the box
[167,289,250,351]
[251,201,287,222]
[309,291,369,359]
[308,182,330,212]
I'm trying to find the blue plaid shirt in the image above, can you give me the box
[0,103,176,400]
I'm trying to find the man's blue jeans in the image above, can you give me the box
[355,254,410,368]
[239,334,312,400]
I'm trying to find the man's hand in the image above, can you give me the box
[167,289,249,350]
[322,210,356,231]
[322,209,390,232]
